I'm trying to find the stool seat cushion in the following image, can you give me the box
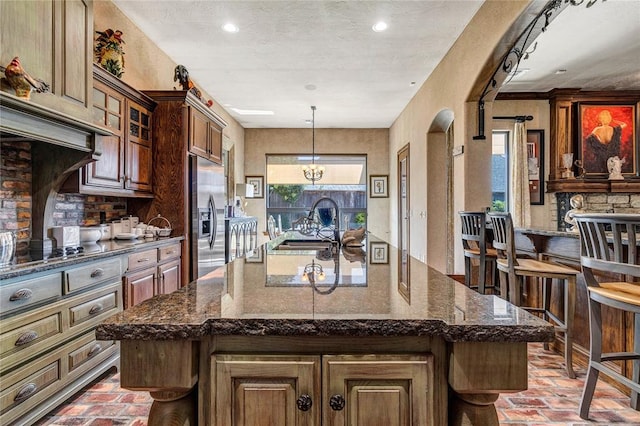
[590,282,640,307]
[496,258,579,276]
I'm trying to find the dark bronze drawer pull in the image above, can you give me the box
[296,394,312,411]
[329,394,345,411]
[90,268,104,278]
[88,343,103,358]
[15,330,39,346]
[89,303,104,315]
[137,258,150,263]
[9,288,33,301]
[14,383,37,403]
[165,250,176,255]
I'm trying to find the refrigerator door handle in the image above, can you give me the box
[209,195,217,249]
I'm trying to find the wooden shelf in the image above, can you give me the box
[547,179,640,193]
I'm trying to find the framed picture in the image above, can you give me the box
[526,129,544,205]
[245,248,263,263]
[370,175,388,198]
[578,103,637,177]
[246,176,264,198]
[369,241,389,264]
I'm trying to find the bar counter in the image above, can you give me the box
[97,235,554,425]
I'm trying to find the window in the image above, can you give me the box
[266,155,367,233]
[491,131,509,212]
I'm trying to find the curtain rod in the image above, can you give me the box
[492,115,533,122]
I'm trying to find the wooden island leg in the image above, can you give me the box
[148,389,197,426]
[449,392,500,426]
[449,342,528,426]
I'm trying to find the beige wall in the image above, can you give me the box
[94,1,246,182]
[244,128,390,244]
[389,0,531,274]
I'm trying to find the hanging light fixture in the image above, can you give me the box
[302,105,324,182]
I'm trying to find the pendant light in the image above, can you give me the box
[302,105,324,182]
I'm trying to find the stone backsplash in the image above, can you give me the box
[556,192,640,230]
[1,141,128,249]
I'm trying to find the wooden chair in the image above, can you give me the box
[459,211,498,294]
[573,213,640,419]
[488,211,579,378]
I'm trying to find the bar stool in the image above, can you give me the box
[488,211,578,378]
[573,213,640,419]
[459,211,498,294]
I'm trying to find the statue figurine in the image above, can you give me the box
[607,156,625,180]
[564,194,585,232]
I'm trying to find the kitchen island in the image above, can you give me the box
[97,235,554,426]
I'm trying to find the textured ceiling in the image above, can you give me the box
[112,0,640,129]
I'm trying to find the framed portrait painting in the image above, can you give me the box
[245,176,264,198]
[578,104,637,177]
[526,130,544,205]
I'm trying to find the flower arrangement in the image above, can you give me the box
[95,29,125,78]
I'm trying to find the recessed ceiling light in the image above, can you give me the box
[372,21,388,32]
[230,107,274,116]
[555,69,567,74]
[222,23,239,33]
[410,81,416,86]
[305,84,317,91]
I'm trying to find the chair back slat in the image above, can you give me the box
[459,211,486,251]
[487,211,517,270]
[574,213,640,281]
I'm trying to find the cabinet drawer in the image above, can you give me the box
[68,338,115,373]
[69,291,118,328]
[65,258,122,294]
[127,249,157,271]
[0,274,62,315]
[0,359,60,417]
[159,243,181,262]
[0,313,62,359]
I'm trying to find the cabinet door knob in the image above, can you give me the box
[88,343,103,358]
[296,394,312,411]
[329,394,345,411]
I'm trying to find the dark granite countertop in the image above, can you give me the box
[97,235,554,343]
[0,236,184,280]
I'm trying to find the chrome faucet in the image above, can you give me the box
[308,196,341,244]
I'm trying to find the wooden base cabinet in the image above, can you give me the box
[0,258,123,425]
[212,354,433,426]
[123,241,182,309]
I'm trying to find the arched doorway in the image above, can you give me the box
[426,109,454,273]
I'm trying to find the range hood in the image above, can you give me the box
[0,92,111,252]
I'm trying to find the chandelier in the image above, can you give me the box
[301,260,325,283]
[302,105,324,182]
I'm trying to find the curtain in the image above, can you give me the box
[510,121,531,227]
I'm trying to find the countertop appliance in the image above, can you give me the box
[190,155,226,280]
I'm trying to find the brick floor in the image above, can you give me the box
[35,343,640,425]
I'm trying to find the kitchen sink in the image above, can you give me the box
[273,239,336,250]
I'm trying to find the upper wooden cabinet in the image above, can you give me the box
[190,108,223,163]
[0,0,93,122]
[145,90,226,165]
[61,66,156,197]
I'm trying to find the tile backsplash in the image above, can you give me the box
[1,141,127,246]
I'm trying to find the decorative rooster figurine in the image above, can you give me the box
[1,57,50,100]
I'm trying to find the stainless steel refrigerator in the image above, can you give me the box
[189,155,226,280]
